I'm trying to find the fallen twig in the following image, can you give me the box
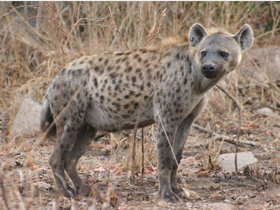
[192,123,257,147]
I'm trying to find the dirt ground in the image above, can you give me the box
[1,87,280,210]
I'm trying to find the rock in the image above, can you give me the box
[12,98,42,137]
[254,107,279,118]
[217,152,257,172]
[205,203,235,210]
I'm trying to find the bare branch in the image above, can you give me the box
[49,2,66,66]
[108,6,129,50]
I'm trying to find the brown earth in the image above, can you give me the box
[1,88,280,210]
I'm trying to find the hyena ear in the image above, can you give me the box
[189,23,208,47]
[233,24,254,51]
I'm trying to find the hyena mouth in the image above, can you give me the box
[202,69,227,79]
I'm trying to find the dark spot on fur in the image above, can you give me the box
[98,57,103,62]
[116,52,124,56]
[125,66,133,73]
[94,78,98,87]
[134,102,139,109]
[140,49,147,53]
[115,84,120,91]
[129,90,135,95]
[184,78,188,85]
[61,68,66,74]
[167,62,171,68]
[104,59,109,65]
[157,143,164,148]
[124,104,129,109]
[109,72,118,79]
[94,66,99,72]
[122,114,129,118]
[132,76,136,83]
[77,69,82,76]
[107,66,113,72]
[138,57,142,63]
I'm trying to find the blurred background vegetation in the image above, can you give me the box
[0,1,280,127]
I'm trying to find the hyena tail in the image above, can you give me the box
[40,98,56,137]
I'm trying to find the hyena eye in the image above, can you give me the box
[220,51,229,58]
[201,51,207,57]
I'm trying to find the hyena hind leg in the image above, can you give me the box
[49,122,81,197]
[64,124,97,196]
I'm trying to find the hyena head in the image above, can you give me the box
[189,23,254,79]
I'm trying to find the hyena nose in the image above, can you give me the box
[202,63,216,73]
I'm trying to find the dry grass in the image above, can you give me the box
[0,2,280,209]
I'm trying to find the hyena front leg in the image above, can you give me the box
[156,122,182,202]
[171,98,208,197]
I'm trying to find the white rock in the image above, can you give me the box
[206,203,235,210]
[254,107,279,118]
[12,98,42,137]
[217,152,257,172]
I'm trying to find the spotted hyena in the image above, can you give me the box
[41,23,253,202]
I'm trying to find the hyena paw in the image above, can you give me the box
[158,188,182,203]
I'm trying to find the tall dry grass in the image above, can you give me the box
[0,2,279,110]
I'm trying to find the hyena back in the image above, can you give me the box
[41,23,253,202]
